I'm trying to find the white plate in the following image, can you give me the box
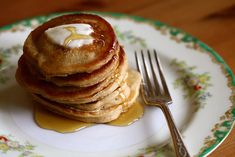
[0,12,234,157]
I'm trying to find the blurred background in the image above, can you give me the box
[1,0,234,156]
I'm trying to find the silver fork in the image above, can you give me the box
[135,50,190,157]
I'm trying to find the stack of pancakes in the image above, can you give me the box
[16,14,141,123]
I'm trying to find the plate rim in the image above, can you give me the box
[0,11,234,157]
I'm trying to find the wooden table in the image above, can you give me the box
[1,0,234,156]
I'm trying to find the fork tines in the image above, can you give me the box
[135,49,172,104]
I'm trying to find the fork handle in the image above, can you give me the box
[159,104,191,157]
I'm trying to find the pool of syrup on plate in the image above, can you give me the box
[34,101,144,133]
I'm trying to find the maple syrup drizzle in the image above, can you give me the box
[108,101,144,126]
[63,26,92,46]
[34,106,92,133]
[34,101,144,133]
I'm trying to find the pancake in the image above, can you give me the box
[15,50,128,104]
[46,81,131,111]
[29,46,121,87]
[68,83,130,111]
[33,94,123,123]
[43,47,119,87]
[122,70,142,111]
[31,69,141,123]
[23,14,118,77]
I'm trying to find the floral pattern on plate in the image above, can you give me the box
[0,135,42,157]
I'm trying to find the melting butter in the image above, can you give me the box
[45,24,94,48]
[34,101,144,133]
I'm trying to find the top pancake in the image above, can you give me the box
[23,14,118,77]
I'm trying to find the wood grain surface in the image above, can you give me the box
[0,0,234,156]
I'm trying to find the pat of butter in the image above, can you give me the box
[45,24,94,48]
